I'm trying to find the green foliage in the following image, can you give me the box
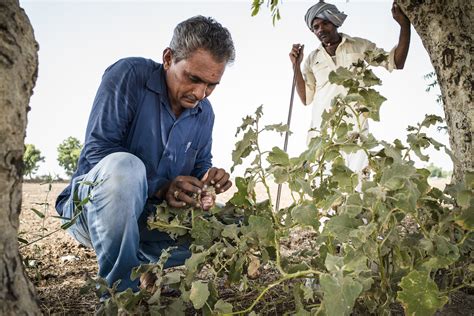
[23,144,45,178]
[251,0,281,25]
[57,136,83,177]
[426,162,452,178]
[97,52,473,315]
[397,270,449,316]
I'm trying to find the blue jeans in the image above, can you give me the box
[60,152,191,292]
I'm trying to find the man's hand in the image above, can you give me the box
[165,176,203,208]
[201,167,232,194]
[392,2,410,27]
[289,44,304,67]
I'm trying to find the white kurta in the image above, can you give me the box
[302,33,397,173]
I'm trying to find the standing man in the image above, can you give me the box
[55,16,235,292]
[290,1,410,173]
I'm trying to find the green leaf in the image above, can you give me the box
[246,215,275,247]
[185,252,208,283]
[229,255,245,283]
[267,146,290,166]
[292,178,313,196]
[30,208,45,219]
[264,123,290,134]
[359,88,386,121]
[393,180,420,213]
[325,254,344,273]
[328,67,357,88]
[455,206,474,230]
[191,217,214,247]
[163,270,182,285]
[397,270,448,316]
[323,214,362,242]
[362,69,382,86]
[214,299,233,313]
[272,166,289,184]
[18,237,29,244]
[343,251,369,275]
[221,224,240,241]
[164,298,186,315]
[231,128,257,169]
[319,274,363,316]
[291,203,320,230]
[380,163,416,191]
[342,193,363,217]
[229,177,255,207]
[456,189,471,209]
[190,281,210,310]
[420,114,443,128]
[331,160,358,192]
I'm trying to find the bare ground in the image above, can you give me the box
[18,179,473,315]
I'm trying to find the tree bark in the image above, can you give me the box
[397,0,473,184]
[0,0,40,314]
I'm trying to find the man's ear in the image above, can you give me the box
[163,48,172,70]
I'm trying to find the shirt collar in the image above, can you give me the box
[146,64,203,115]
[340,33,355,43]
[316,32,355,52]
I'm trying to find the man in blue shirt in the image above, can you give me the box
[55,15,235,292]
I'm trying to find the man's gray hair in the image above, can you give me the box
[169,15,235,64]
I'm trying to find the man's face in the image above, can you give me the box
[163,48,226,114]
[311,18,338,45]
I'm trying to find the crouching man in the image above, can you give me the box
[55,15,235,292]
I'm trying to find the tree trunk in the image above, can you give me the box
[0,0,40,314]
[397,0,473,184]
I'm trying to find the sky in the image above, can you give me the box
[20,0,450,178]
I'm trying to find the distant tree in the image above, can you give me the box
[426,163,452,178]
[57,136,83,177]
[22,144,45,179]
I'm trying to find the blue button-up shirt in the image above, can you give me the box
[56,57,214,214]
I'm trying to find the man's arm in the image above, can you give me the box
[289,44,307,104]
[392,2,411,69]
[82,59,138,165]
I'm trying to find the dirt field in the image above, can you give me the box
[18,181,291,314]
[18,179,472,315]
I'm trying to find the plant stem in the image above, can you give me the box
[19,227,63,249]
[225,269,321,315]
